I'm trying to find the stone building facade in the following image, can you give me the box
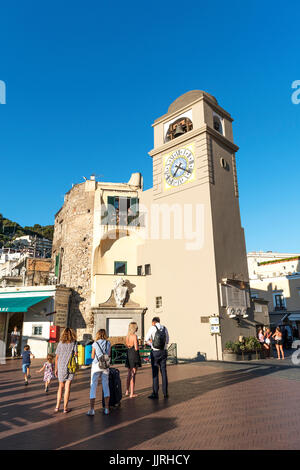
[52,180,95,339]
[248,251,300,331]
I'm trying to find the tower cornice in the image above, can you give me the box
[149,124,239,158]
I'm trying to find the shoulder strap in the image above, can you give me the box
[71,341,77,356]
[154,325,161,336]
[155,325,165,336]
[96,340,106,356]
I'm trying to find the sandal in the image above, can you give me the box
[54,407,59,413]
[63,408,72,414]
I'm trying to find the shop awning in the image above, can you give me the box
[287,314,300,321]
[0,296,50,313]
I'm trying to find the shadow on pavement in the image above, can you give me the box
[0,362,293,450]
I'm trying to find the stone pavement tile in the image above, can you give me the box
[1,359,300,449]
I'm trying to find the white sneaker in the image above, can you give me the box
[86,409,95,416]
[103,408,110,415]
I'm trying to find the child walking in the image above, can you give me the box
[37,354,55,392]
[21,345,35,385]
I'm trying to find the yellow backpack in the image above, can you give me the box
[67,342,79,374]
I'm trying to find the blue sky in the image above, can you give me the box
[0,0,299,252]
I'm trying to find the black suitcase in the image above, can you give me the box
[102,367,122,407]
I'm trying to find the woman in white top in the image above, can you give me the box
[87,329,111,416]
[258,328,269,357]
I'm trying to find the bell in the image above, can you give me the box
[173,124,185,138]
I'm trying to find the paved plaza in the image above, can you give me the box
[1,354,300,450]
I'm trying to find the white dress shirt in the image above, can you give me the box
[145,323,169,351]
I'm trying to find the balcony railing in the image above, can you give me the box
[101,211,145,227]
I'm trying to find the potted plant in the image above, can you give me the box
[245,337,262,360]
[239,342,250,360]
[223,341,241,361]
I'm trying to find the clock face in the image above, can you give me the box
[164,146,195,189]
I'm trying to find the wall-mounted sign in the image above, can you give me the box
[210,325,220,334]
[54,289,71,328]
[219,284,250,308]
[209,316,220,325]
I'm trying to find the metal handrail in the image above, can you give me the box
[111,343,177,365]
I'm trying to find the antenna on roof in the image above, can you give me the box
[91,174,104,181]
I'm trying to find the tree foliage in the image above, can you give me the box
[0,213,54,248]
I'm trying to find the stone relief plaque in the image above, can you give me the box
[219,284,250,308]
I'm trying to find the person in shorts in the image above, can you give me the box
[272,327,285,360]
[21,345,35,385]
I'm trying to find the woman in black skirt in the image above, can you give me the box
[272,327,285,360]
[125,322,141,398]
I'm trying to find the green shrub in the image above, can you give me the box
[245,336,261,352]
[224,341,240,354]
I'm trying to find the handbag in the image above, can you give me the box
[95,340,110,370]
[67,341,79,374]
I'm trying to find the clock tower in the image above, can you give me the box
[143,90,255,360]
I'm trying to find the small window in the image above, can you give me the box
[55,253,60,278]
[145,264,151,275]
[273,293,285,309]
[114,261,127,275]
[137,265,143,276]
[213,114,224,135]
[156,296,162,308]
[32,325,43,336]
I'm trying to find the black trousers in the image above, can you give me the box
[151,350,168,396]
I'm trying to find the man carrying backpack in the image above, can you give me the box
[145,317,169,400]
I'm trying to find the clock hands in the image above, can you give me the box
[173,164,181,177]
[173,162,192,177]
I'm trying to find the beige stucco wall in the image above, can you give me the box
[251,276,300,312]
[93,274,146,307]
[138,184,220,360]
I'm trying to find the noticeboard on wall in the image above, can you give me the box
[219,284,250,308]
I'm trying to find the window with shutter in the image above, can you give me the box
[107,196,116,225]
[55,254,60,278]
[119,197,128,226]
[128,197,139,226]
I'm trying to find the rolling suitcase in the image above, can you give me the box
[102,367,122,408]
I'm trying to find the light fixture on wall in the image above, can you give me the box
[227,307,236,319]
[242,307,249,319]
